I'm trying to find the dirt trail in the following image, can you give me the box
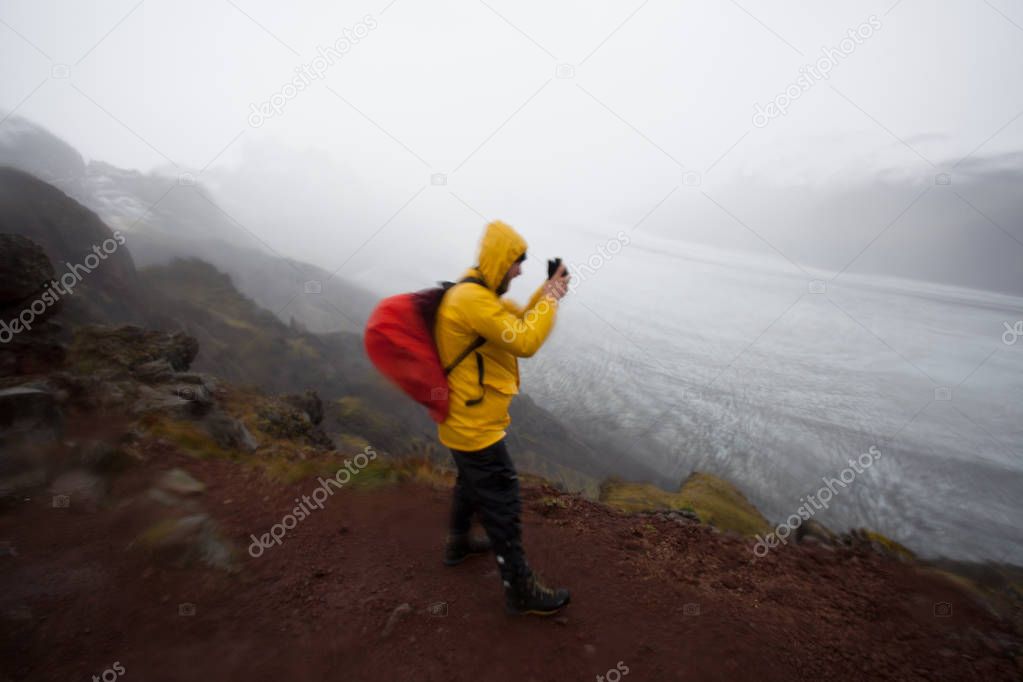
[1,449,1019,681]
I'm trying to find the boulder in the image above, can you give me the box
[137,514,237,572]
[0,387,62,485]
[72,439,132,473]
[0,236,68,376]
[0,386,61,435]
[132,359,175,384]
[796,519,838,545]
[130,384,193,418]
[203,410,259,452]
[257,396,334,450]
[69,325,198,375]
[168,383,213,413]
[283,390,324,425]
[157,468,205,496]
[0,234,58,311]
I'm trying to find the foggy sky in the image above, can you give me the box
[2,0,1022,294]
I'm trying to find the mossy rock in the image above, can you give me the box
[255,397,333,449]
[259,456,343,485]
[143,415,235,460]
[137,514,237,572]
[599,471,771,536]
[857,528,916,561]
[335,433,371,453]
[68,325,198,375]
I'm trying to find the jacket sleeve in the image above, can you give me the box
[464,286,558,357]
[500,284,547,318]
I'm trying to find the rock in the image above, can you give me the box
[174,372,215,387]
[0,387,61,497]
[0,234,57,307]
[49,469,107,510]
[667,510,701,524]
[129,384,193,418]
[138,513,237,572]
[168,383,213,412]
[158,468,205,496]
[73,440,131,473]
[147,487,189,508]
[0,386,62,439]
[796,520,838,546]
[846,528,916,562]
[381,603,413,639]
[132,359,175,383]
[0,235,66,375]
[203,411,259,452]
[69,325,198,375]
[41,372,120,411]
[283,390,324,425]
[0,320,66,377]
[257,396,334,450]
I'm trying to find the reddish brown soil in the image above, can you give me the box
[1,448,1020,682]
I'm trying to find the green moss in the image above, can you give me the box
[862,529,916,561]
[599,471,771,536]
[259,457,338,484]
[335,433,371,453]
[144,416,235,460]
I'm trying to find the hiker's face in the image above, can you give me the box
[497,259,523,295]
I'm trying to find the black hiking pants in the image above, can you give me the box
[448,438,527,583]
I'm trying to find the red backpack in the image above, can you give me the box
[363,278,485,423]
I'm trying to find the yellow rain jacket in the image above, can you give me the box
[435,221,559,451]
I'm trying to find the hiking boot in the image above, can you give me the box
[505,572,571,616]
[443,533,492,566]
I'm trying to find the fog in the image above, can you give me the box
[3,0,1022,295]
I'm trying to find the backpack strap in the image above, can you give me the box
[442,277,489,408]
[443,336,485,375]
[465,351,485,406]
[460,275,487,288]
[442,276,488,375]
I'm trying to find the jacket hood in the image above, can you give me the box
[471,220,527,291]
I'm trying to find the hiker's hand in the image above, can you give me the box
[543,263,570,301]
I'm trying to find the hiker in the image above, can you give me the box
[435,220,571,616]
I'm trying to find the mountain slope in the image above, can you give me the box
[0,116,376,334]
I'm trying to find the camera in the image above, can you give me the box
[547,258,568,279]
